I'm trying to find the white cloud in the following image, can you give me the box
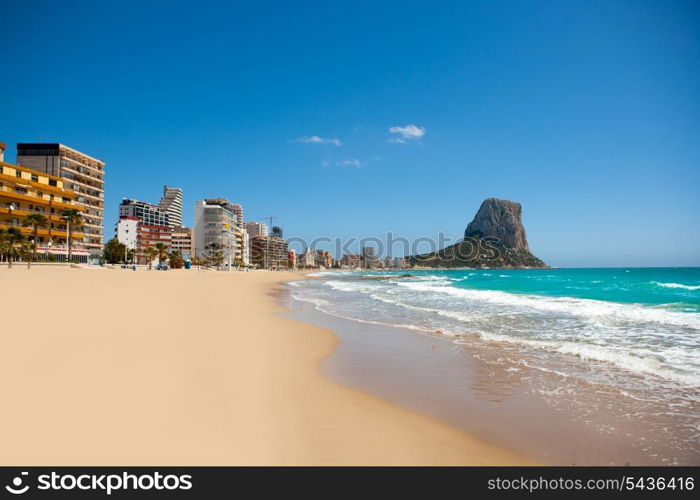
[335,158,364,168]
[292,135,342,146]
[388,124,425,143]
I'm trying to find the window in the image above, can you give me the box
[31,174,38,182]
[48,179,57,187]
[16,171,22,178]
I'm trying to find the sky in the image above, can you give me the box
[1,0,698,267]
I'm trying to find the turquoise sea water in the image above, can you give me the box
[438,267,700,312]
[295,267,700,383]
[291,267,700,463]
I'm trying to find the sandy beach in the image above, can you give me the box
[0,266,533,465]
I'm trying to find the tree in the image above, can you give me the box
[169,250,185,269]
[22,213,49,269]
[154,242,169,266]
[0,229,8,265]
[127,248,136,265]
[103,238,127,264]
[1,227,25,268]
[60,208,83,263]
[21,241,37,269]
[143,246,159,270]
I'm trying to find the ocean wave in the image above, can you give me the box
[310,284,699,385]
[455,331,700,387]
[291,293,457,336]
[397,282,700,329]
[653,282,700,291]
[298,273,700,388]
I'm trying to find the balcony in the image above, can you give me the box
[60,157,104,178]
[0,187,78,210]
[0,204,72,223]
[0,221,85,240]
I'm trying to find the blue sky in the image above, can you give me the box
[1,0,698,266]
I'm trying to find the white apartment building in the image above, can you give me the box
[116,217,139,250]
[194,199,238,268]
[159,186,183,227]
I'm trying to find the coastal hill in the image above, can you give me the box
[409,198,548,268]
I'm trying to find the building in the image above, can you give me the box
[297,248,316,268]
[158,186,183,227]
[315,249,332,268]
[231,203,244,228]
[116,216,138,250]
[245,221,268,238]
[194,198,238,268]
[393,257,406,268]
[271,226,283,239]
[250,235,288,269]
[0,142,89,262]
[119,198,169,226]
[340,253,362,268]
[116,215,172,265]
[16,143,105,259]
[171,226,194,260]
[239,227,250,266]
[288,249,297,268]
[361,246,378,268]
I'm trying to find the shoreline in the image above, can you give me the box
[287,270,700,466]
[0,266,535,465]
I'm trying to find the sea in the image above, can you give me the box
[286,267,700,465]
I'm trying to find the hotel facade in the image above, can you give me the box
[16,143,105,260]
[0,142,89,262]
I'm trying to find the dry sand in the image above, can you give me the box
[0,266,534,465]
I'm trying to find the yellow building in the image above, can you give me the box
[0,142,87,262]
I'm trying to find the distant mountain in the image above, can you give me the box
[409,198,548,268]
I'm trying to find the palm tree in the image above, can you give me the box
[0,228,8,265]
[154,242,169,267]
[3,227,25,268]
[143,246,159,270]
[22,213,49,269]
[60,208,82,263]
[169,250,184,269]
[21,241,37,269]
[127,248,136,265]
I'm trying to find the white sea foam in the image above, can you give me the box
[654,282,700,291]
[397,282,700,329]
[297,275,700,388]
[454,330,700,387]
[291,293,453,335]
